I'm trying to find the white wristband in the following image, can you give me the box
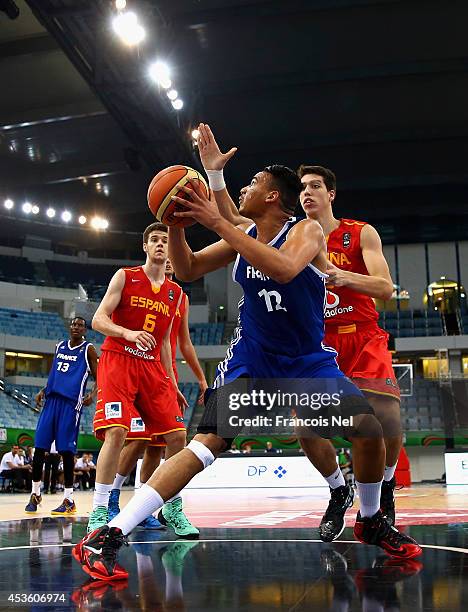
[206,169,226,191]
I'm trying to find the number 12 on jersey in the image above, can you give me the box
[258,289,287,313]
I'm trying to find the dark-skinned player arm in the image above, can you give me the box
[326,224,393,300]
[178,295,208,404]
[197,122,252,227]
[167,226,239,282]
[160,298,189,411]
[171,183,324,284]
[91,269,156,351]
[82,345,99,406]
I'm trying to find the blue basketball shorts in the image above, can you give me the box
[35,394,82,454]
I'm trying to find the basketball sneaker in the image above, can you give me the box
[137,514,165,530]
[108,489,121,522]
[380,477,396,526]
[72,525,128,581]
[354,510,422,559]
[51,498,77,516]
[319,484,354,542]
[158,497,199,539]
[87,506,109,534]
[25,493,42,514]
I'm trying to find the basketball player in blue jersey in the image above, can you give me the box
[25,317,98,516]
[73,165,420,581]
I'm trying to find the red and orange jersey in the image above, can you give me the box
[325,219,379,326]
[102,266,182,361]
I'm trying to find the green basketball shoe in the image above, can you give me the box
[158,497,199,539]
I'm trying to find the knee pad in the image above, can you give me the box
[186,440,215,469]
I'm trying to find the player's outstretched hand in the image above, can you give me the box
[197,379,208,405]
[176,388,189,412]
[35,389,45,409]
[197,123,237,171]
[123,329,157,350]
[172,182,222,231]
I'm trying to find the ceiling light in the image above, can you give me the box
[22,202,32,214]
[31,205,40,215]
[159,77,172,89]
[46,208,56,218]
[112,11,145,46]
[61,210,72,222]
[4,198,14,210]
[103,185,110,197]
[172,99,183,110]
[91,216,108,230]
[149,61,171,88]
[167,89,178,101]
[78,215,87,225]
[115,0,126,9]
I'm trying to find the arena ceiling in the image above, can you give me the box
[0,0,467,252]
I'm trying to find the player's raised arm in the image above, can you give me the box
[92,269,156,350]
[168,226,238,282]
[198,123,252,227]
[326,224,393,300]
[172,181,324,284]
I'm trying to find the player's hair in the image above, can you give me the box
[143,222,168,243]
[263,165,302,215]
[297,164,337,192]
[71,316,87,327]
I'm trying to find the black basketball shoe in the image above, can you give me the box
[354,510,422,559]
[319,484,354,542]
[380,477,396,526]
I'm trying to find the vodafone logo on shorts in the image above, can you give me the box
[324,290,354,318]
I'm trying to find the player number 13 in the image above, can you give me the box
[258,289,287,313]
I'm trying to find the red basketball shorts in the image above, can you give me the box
[93,351,186,443]
[324,323,400,400]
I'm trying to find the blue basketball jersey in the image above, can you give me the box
[232,218,336,358]
[45,340,92,408]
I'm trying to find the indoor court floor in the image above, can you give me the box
[0,485,467,611]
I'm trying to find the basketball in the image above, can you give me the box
[147,165,209,227]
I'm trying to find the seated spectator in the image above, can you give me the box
[0,445,33,491]
[74,453,95,490]
[24,447,34,467]
[242,444,252,455]
[229,442,241,454]
[265,441,278,454]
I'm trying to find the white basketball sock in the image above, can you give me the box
[112,473,127,490]
[356,480,382,518]
[92,483,112,509]
[324,466,346,489]
[384,464,397,482]
[109,484,163,535]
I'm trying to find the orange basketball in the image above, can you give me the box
[147,165,209,227]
